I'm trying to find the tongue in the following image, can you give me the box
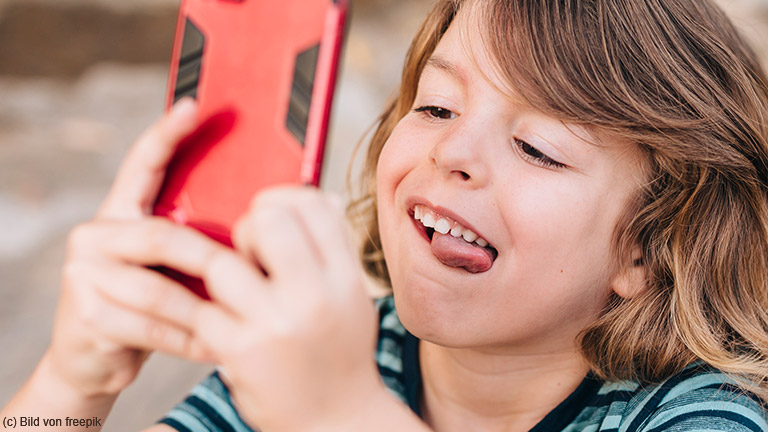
[430,231,494,273]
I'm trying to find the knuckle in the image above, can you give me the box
[176,334,195,357]
[66,223,95,255]
[136,278,171,312]
[204,250,243,286]
[81,310,99,328]
[60,261,99,309]
[250,205,285,232]
[79,297,103,328]
[250,186,301,212]
[141,218,176,253]
[97,200,142,221]
[248,188,280,214]
[248,189,265,211]
[231,221,248,252]
[143,217,168,238]
[145,320,172,346]
[60,261,84,286]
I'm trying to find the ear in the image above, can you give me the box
[610,248,646,299]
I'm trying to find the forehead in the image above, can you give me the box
[427,1,575,125]
[428,3,507,91]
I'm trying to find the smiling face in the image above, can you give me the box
[376,4,646,354]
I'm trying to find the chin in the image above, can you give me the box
[391,281,478,347]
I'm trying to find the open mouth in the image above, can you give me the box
[411,204,498,273]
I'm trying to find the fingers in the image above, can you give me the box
[63,263,213,363]
[189,302,244,356]
[92,300,211,363]
[98,98,199,220]
[202,251,267,317]
[68,217,267,318]
[69,217,225,278]
[233,200,324,278]
[63,220,261,359]
[289,191,358,269]
[233,188,358,283]
[73,260,202,330]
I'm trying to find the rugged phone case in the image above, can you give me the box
[153,0,348,298]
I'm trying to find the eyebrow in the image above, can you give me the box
[425,56,468,85]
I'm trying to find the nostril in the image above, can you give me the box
[459,171,470,181]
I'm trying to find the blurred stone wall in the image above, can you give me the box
[0,0,766,431]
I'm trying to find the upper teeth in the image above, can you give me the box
[413,204,490,248]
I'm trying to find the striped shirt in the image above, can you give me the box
[159,296,768,431]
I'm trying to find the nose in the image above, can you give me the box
[429,122,491,187]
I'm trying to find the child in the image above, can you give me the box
[3,0,768,430]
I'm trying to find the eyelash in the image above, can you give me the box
[414,105,455,120]
[514,139,566,169]
[414,105,566,169]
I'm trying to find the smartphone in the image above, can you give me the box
[153,0,348,298]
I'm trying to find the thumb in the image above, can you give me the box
[98,98,199,220]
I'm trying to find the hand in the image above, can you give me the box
[187,187,383,431]
[45,98,215,398]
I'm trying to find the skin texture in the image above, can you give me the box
[375,6,646,430]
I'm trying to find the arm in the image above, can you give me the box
[2,353,117,432]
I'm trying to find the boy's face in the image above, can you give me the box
[375,6,646,354]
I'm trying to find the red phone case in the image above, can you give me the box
[153,0,347,298]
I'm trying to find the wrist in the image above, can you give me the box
[2,353,118,431]
[35,350,119,408]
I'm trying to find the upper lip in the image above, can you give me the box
[405,196,493,248]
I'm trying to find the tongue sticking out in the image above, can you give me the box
[430,231,495,273]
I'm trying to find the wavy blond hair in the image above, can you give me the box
[348,0,768,403]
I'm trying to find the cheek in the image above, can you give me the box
[375,148,395,257]
[497,178,619,286]
[375,126,413,254]
[375,120,427,204]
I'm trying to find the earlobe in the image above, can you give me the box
[611,250,646,299]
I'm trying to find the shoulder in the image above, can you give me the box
[593,364,768,432]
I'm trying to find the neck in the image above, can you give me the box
[419,341,589,432]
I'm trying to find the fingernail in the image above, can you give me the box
[171,97,197,118]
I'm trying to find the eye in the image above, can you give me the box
[514,138,566,169]
[414,105,457,121]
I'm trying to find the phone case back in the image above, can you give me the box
[154,0,347,248]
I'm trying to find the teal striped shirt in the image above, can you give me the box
[160,296,768,431]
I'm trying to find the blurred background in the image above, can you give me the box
[0,0,766,430]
